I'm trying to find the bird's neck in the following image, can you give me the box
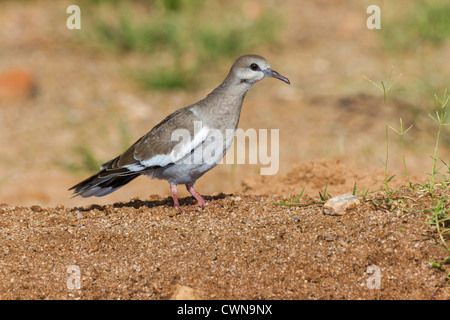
[202,79,252,129]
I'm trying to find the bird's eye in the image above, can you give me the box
[250,63,259,71]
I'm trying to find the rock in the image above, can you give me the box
[323,194,360,215]
[0,68,36,101]
[169,285,203,300]
[30,205,42,212]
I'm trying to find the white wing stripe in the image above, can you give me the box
[140,123,210,168]
[123,163,147,172]
[138,154,173,168]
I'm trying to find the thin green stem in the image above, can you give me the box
[385,122,390,193]
[430,124,442,190]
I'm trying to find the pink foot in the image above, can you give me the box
[170,184,202,212]
[170,184,223,212]
[170,184,189,212]
[185,183,223,209]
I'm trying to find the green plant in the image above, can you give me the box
[423,197,450,283]
[389,118,413,187]
[440,158,450,187]
[426,89,450,192]
[381,0,450,51]
[318,182,332,202]
[273,186,306,206]
[363,67,403,194]
[272,185,333,207]
[134,65,194,90]
[81,0,282,90]
[423,198,450,249]
[352,181,378,200]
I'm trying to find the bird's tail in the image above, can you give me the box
[69,170,140,198]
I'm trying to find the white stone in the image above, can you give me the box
[323,194,360,215]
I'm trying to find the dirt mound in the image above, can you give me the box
[0,186,448,300]
[240,159,411,198]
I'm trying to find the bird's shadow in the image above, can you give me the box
[74,193,231,213]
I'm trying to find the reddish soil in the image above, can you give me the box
[0,172,448,299]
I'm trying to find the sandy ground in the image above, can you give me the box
[0,177,448,299]
[0,1,449,299]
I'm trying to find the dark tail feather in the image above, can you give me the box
[69,170,140,198]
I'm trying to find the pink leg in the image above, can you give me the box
[170,184,182,210]
[185,183,207,209]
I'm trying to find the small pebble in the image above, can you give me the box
[323,194,360,216]
[170,285,203,300]
[30,205,41,212]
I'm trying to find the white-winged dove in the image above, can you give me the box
[69,54,290,210]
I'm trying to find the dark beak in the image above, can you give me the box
[264,68,290,84]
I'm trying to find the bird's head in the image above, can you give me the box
[229,54,290,86]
